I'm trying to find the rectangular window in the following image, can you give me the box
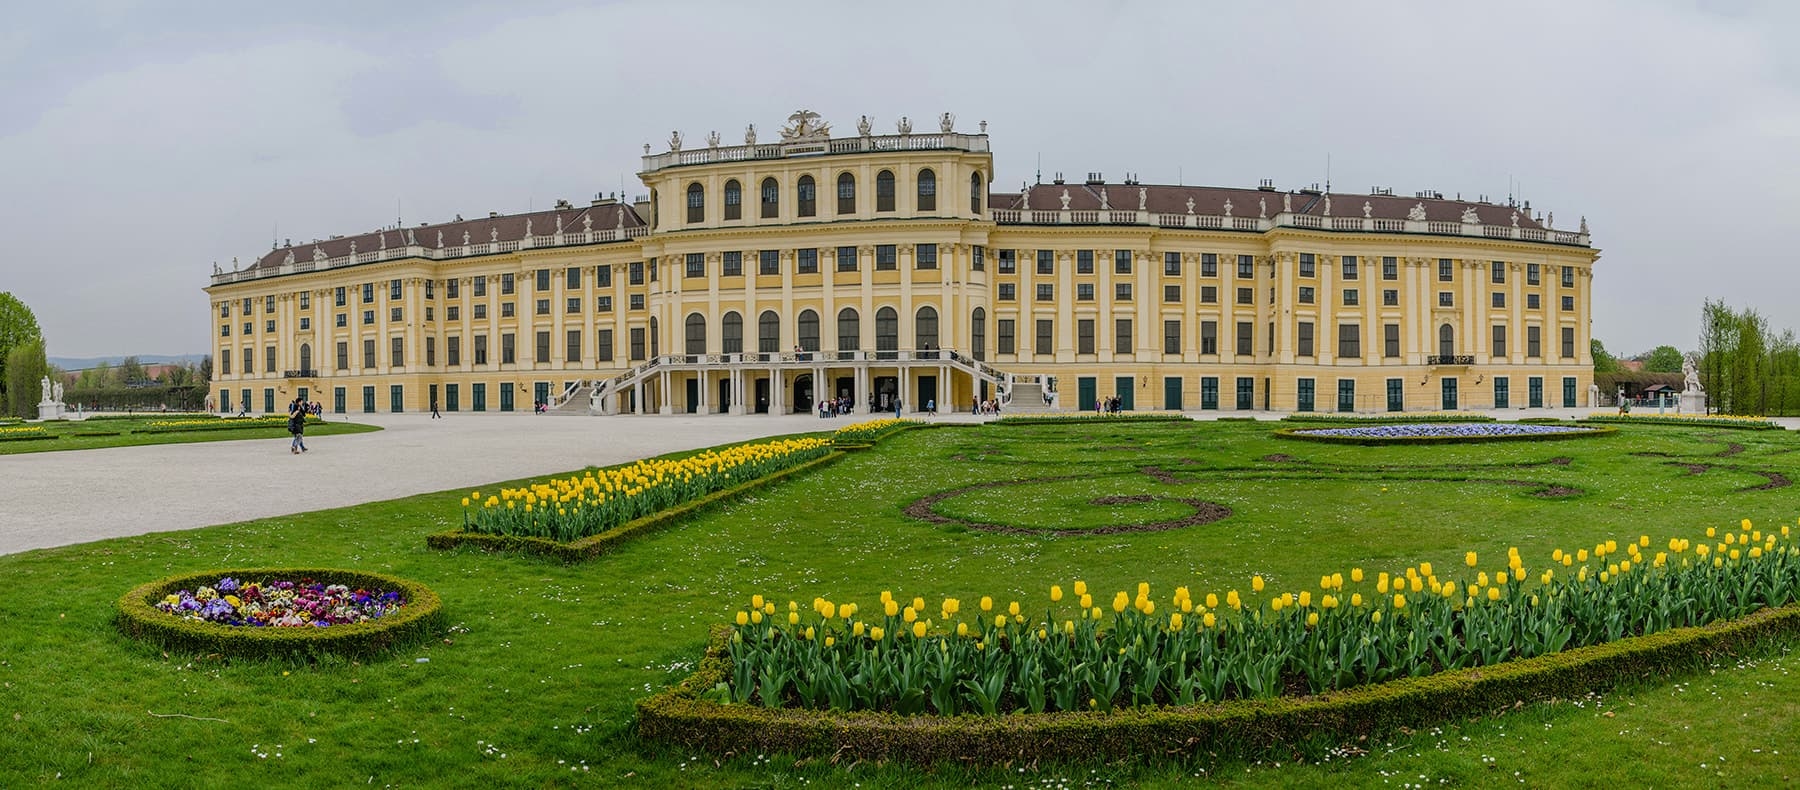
[1164,285,1180,303]
[473,277,487,297]
[1236,377,1255,410]
[529,299,545,316]
[333,288,345,307]
[1201,321,1218,355]
[915,243,937,269]
[335,341,349,370]
[567,298,580,314]
[1115,318,1133,352]
[447,336,459,367]
[1491,261,1506,284]
[1562,326,1576,358]
[471,383,486,412]
[596,265,612,287]
[1494,376,1510,409]
[262,345,275,373]
[1527,263,1540,285]
[534,269,549,292]
[597,329,614,361]
[1201,253,1217,277]
[1562,267,1575,288]
[1200,285,1217,303]
[447,279,459,299]
[1384,323,1400,358]
[474,335,488,365]
[1035,319,1053,355]
[1563,376,1578,408]
[1164,252,1181,276]
[1115,249,1132,274]
[501,333,515,365]
[244,321,251,335]
[1527,326,1542,358]
[447,306,459,321]
[1036,283,1055,301]
[1201,376,1219,410]
[363,338,376,369]
[220,324,230,337]
[629,262,645,285]
[1237,254,1254,278]
[1115,283,1132,301]
[390,307,403,322]
[1076,283,1094,301]
[1562,295,1575,311]
[1438,292,1454,307]
[501,273,515,295]
[1338,324,1360,357]
[1299,253,1315,278]
[1493,292,1506,308]
[972,246,984,271]
[722,251,743,277]
[562,329,580,363]
[1492,325,1507,358]
[220,348,232,374]
[1528,294,1541,310]
[997,319,1016,354]
[1337,380,1355,413]
[566,267,581,289]
[361,284,374,304]
[752,250,775,276]
[242,347,252,374]
[797,248,819,274]
[536,331,551,362]
[1235,321,1253,356]
[299,292,311,310]
[686,253,705,278]
[265,295,276,313]
[835,246,855,272]
[1438,258,1453,281]
[391,336,404,367]
[266,320,276,333]
[876,245,897,270]
[1077,319,1095,354]
[598,296,613,312]
[1296,379,1314,412]
[629,327,645,360]
[424,307,432,322]
[1163,319,1180,354]
[1342,288,1358,306]
[1037,250,1054,275]
[1236,287,1253,305]
[1342,256,1358,279]
[502,302,516,318]
[363,310,374,325]
[1297,322,1314,357]
[1382,256,1398,280]
[998,283,1016,301]
[1298,286,1315,304]
[998,249,1016,273]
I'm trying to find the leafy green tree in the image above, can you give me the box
[1732,309,1767,415]
[1642,345,1684,373]
[5,338,47,419]
[1590,338,1619,373]
[1698,299,1736,413]
[117,355,145,386]
[0,292,43,410]
[198,354,212,384]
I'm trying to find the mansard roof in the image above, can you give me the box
[992,183,1550,230]
[244,202,646,276]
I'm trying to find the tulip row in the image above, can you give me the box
[459,437,833,542]
[1582,412,1779,429]
[832,418,918,445]
[716,519,1800,715]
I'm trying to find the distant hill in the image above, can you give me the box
[50,354,208,371]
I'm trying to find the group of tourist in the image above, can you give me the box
[1097,396,1126,414]
[972,398,1003,415]
[817,397,856,418]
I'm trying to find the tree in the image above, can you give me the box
[1642,345,1683,373]
[1698,299,1736,413]
[1590,338,1619,373]
[1732,309,1767,415]
[198,354,212,384]
[5,338,47,419]
[117,355,145,387]
[0,292,43,410]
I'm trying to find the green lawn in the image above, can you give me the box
[0,415,378,454]
[2,420,1798,787]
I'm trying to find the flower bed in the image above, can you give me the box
[642,521,1800,763]
[1581,413,1784,430]
[1281,412,1496,424]
[992,413,1190,426]
[832,418,921,447]
[137,415,320,434]
[1278,422,1613,445]
[116,568,443,659]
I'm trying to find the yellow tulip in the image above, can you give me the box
[884,599,900,617]
[1496,570,1509,586]
[1487,586,1501,601]
[1419,562,1433,577]
[1270,597,1285,612]
[980,596,993,612]
[1203,612,1217,628]
[1350,568,1364,583]
[821,601,836,620]
[1372,610,1383,624]
[1252,575,1266,592]
[871,626,885,642]
[1441,581,1457,598]
[994,614,1007,628]
[788,612,799,625]
[1169,613,1184,631]
[903,606,917,623]
[1008,601,1021,617]
[735,611,748,626]
[1306,612,1319,628]
[911,597,924,613]
[805,626,816,641]
[751,610,764,624]
[1140,600,1155,616]
[853,621,866,637]
[1351,593,1363,607]
[1050,585,1064,602]
[1298,591,1312,607]
[1465,551,1478,568]
[957,622,969,637]
[825,636,835,647]
[1408,576,1423,594]
[912,621,926,639]
[1392,594,1407,610]
[1377,573,1390,594]
[1074,580,1088,596]
[1205,593,1219,609]
[1226,590,1241,610]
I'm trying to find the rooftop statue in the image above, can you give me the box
[857,115,872,136]
[1407,202,1428,221]
[1223,198,1233,218]
[1363,200,1372,218]
[1137,187,1147,211]
[745,123,757,145]
[1462,206,1480,224]
[939,112,954,133]
[1059,189,1071,210]
[781,109,830,141]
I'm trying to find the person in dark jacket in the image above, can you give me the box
[287,396,308,454]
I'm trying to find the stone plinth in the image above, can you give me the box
[1680,392,1707,414]
[38,402,65,421]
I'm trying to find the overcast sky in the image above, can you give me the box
[3,0,1796,359]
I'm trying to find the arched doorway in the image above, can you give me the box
[793,373,814,414]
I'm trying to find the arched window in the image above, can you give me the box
[836,172,856,214]
[648,188,658,229]
[917,168,936,211]
[915,306,939,350]
[723,180,742,221]
[299,343,312,372]
[970,172,983,214]
[1439,324,1456,358]
[685,313,707,356]
[876,306,899,353]
[722,311,743,354]
[760,177,779,219]
[876,170,896,212]
[970,308,986,361]
[797,309,819,352]
[837,308,860,352]
[686,183,704,224]
[649,316,660,358]
[758,310,779,353]
[797,175,817,217]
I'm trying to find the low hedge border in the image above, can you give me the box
[427,450,847,562]
[1578,416,1785,431]
[832,421,930,447]
[0,434,57,443]
[1273,425,1617,446]
[991,413,1190,427]
[116,567,443,661]
[637,603,1800,765]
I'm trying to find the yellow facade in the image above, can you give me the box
[205,111,1599,416]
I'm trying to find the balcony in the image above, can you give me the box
[1426,355,1475,366]
[283,369,319,378]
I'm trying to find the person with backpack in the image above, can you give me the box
[287,396,308,454]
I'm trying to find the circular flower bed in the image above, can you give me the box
[1277,422,1614,445]
[117,568,443,660]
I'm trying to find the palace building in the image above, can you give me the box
[205,110,1599,417]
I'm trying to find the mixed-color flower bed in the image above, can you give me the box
[154,576,408,627]
[1292,422,1600,439]
[1281,412,1496,424]
[832,418,918,445]
[708,520,1800,715]
[458,437,834,542]
[1583,413,1783,430]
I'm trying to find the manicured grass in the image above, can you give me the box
[0,415,378,454]
[1,421,1798,787]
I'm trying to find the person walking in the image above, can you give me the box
[287,396,308,454]
[430,396,442,419]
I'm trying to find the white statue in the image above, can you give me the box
[582,214,592,232]
[1683,358,1703,392]
[668,130,682,151]
[379,232,387,250]
[1258,198,1267,219]
[744,123,757,145]
[1185,196,1195,214]
[1407,202,1428,221]
[1362,200,1372,218]
[1223,198,1233,218]
[283,249,294,265]
[1282,192,1292,213]
[436,230,444,248]
[1322,195,1331,216]
[52,381,62,402]
[312,246,327,262]
[1580,215,1589,234]
[1461,206,1480,224]
[555,215,563,234]
[490,227,498,243]
[1020,185,1030,210]
[462,231,470,246]
[896,116,912,135]
[1137,187,1147,211]
[406,228,416,245]
[40,376,51,404]
[349,240,357,255]
[1546,211,1554,229]
[1099,188,1110,210]
[707,130,720,148]
[857,115,872,136]
[1059,189,1071,210]
[939,112,954,133]
[1510,210,1519,228]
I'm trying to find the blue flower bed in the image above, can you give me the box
[1277,422,1614,445]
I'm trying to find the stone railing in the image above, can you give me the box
[1426,355,1476,366]
[210,226,651,286]
[639,132,990,173]
[989,208,1590,246]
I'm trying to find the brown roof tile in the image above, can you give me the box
[1000,183,1547,229]
[247,203,646,275]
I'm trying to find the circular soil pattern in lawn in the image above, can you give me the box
[904,476,1232,536]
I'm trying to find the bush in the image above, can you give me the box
[638,604,1800,765]
[428,451,845,562]
[116,568,443,661]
